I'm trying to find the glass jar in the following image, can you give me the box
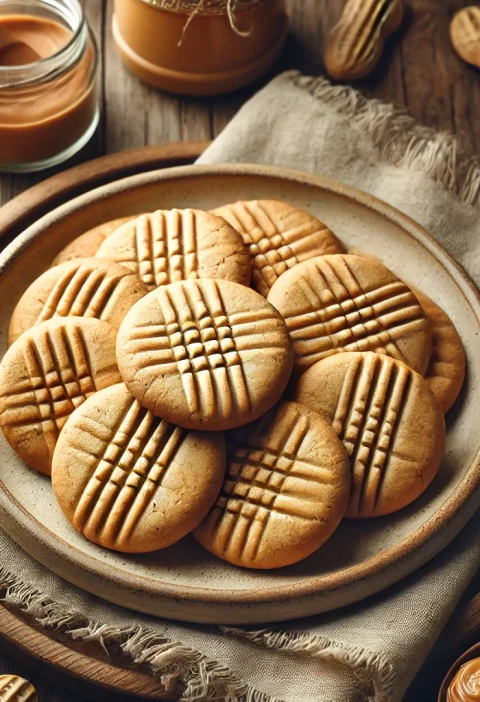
[0,0,100,173]
[113,0,287,96]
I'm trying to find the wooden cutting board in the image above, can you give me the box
[0,140,208,701]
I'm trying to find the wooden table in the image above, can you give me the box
[1,0,479,700]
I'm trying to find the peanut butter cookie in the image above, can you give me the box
[415,290,466,413]
[96,209,251,291]
[0,317,121,475]
[52,383,225,553]
[194,400,350,568]
[212,199,344,297]
[0,675,37,701]
[267,254,432,374]
[293,351,445,517]
[51,216,137,266]
[9,257,148,345]
[116,279,293,431]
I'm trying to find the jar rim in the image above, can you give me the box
[0,0,85,81]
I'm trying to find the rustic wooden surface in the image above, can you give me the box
[0,605,172,701]
[1,0,480,700]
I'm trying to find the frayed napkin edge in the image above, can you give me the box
[275,71,480,208]
[0,565,271,702]
[223,626,395,702]
[0,563,395,701]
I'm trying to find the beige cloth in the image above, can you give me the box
[2,70,480,702]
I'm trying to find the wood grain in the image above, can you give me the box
[3,0,479,212]
[1,1,480,700]
[0,607,171,701]
[0,141,209,251]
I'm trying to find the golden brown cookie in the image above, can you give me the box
[293,351,445,518]
[8,258,148,346]
[51,216,137,266]
[194,400,350,569]
[95,209,252,291]
[52,383,226,553]
[267,254,432,375]
[211,199,344,297]
[0,317,121,475]
[415,290,466,413]
[0,675,37,701]
[116,279,293,431]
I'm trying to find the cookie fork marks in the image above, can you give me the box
[194,400,350,568]
[128,280,260,421]
[269,254,430,374]
[73,397,185,548]
[36,262,131,323]
[168,281,250,419]
[332,353,413,516]
[118,277,293,431]
[287,258,425,366]
[213,200,342,296]
[215,406,335,562]
[130,210,200,290]
[0,317,120,476]
[0,675,37,702]
[18,324,96,447]
[232,201,301,290]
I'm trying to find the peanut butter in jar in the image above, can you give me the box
[113,0,288,96]
[447,658,480,702]
[0,0,100,173]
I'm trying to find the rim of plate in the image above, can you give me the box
[1,163,480,607]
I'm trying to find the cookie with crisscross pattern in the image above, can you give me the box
[194,400,349,568]
[293,351,445,517]
[267,253,432,374]
[116,279,293,431]
[0,675,37,702]
[212,199,344,297]
[9,257,148,345]
[52,383,225,552]
[96,209,251,291]
[0,317,121,475]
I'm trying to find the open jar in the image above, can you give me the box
[0,0,99,173]
[113,0,287,96]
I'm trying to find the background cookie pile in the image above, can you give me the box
[0,201,465,569]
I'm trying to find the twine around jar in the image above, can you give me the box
[140,0,269,42]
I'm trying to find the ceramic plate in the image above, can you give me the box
[0,165,479,625]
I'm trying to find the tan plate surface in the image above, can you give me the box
[0,164,479,625]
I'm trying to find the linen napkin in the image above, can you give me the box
[2,70,480,702]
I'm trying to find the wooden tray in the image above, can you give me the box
[0,141,208,701]
[2,162,480,630]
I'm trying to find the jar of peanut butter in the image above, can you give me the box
[446,657,480,702]
[0,0,99,172]
[113,0,287,96]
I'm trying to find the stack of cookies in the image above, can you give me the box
[0,200,465,569]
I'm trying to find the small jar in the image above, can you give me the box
[0,0,100,173]
[113,0,287,96]
[439,643,480,702]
